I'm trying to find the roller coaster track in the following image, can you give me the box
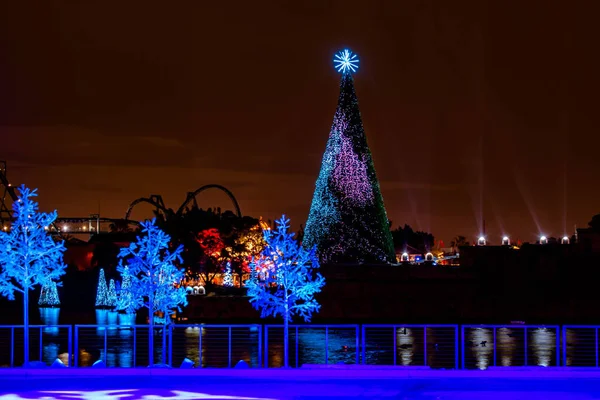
[0,161,140,235]
[1,161,242,234]
[125,184,242,220]
[0,161,18,225]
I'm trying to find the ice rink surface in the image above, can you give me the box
[1,368,600,399]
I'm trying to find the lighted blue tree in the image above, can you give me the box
[95,268,110,308]
[38,280,60,307]
[0,185,66,365]
[303,49,395,264]
[246,215,325,368]
[108,279,117,308]
[116,218,187,366]
[117,265,133,311]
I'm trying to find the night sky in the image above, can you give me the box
[1,1,598,245]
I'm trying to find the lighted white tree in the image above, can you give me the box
[223,261,234,287]
[245,215,325,368]
[116,218,188,366]
[0,185,66,365]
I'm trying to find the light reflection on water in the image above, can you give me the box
[466,327,557,369]
[397,327,415,366]
[469,328,493,369]
[33,312,561,369]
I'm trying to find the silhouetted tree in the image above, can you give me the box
[589,214,600,232]
[450,235,470,251]
[391,224,435,254]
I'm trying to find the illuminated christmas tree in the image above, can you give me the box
[0,185,66,365]
[117,218,187,366]
[38,280,60,307]
[303,49,395,264]
[95,268,110,308]
[223,262,233,287]
[246,215,325,368]
[108,279,117,307]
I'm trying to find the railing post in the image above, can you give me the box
[10,327,14,367]
[228,326,232,368]
[423,326,428,367]
[361,325,366,365]
[68,326,72,367]
[168,325,173,368]
[454,325,459,369]
[258,325,262,368]
[555,326,559,367]
[594,328,598,367]
[524,327,528,366]
[355,325,359,365]
[461,325,465,369]
[393,326,397,366]
[74,326,79,367]
[133,325,137,368]
[493,327,497,367]
[325,326,329,365]
[199,325,203,368]
[263,326,268,369]
[562,326,567,367]
[39,327,43,362]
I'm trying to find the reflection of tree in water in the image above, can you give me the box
[396,327,414,365]
[184,327,201,366]
[267,328,357,367]
[497,328,517,366]
[468,328,493,370]
[531,328,554,367]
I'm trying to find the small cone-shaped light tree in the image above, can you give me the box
[117,218,187,366]
[117,266,133,310]
[246,215,325,368]
[303,49,395,264]
[95,268,110,308]
[108,279,117,308]
[38,280,60,307]
[0,185,66,365]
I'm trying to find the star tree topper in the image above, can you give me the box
[334,49,359,74]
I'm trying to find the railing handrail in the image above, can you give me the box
[264,324,359,328]
[462,324,560,328]
[174,323,262,327]
[0,324,72,328]
[362,324,459,327]
[3,323,600,369]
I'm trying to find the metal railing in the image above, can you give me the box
[74,324,160,367]
[5,323,600,369]
[362,325,459,369]
[0,325,72,367]
[562,325,600,367]
[461,325,560,369]
[264,324,360,368]
[170,324,262,368]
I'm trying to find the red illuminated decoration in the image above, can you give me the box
[196,228,225,287]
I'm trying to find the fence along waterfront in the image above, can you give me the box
[0,324,593,369]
